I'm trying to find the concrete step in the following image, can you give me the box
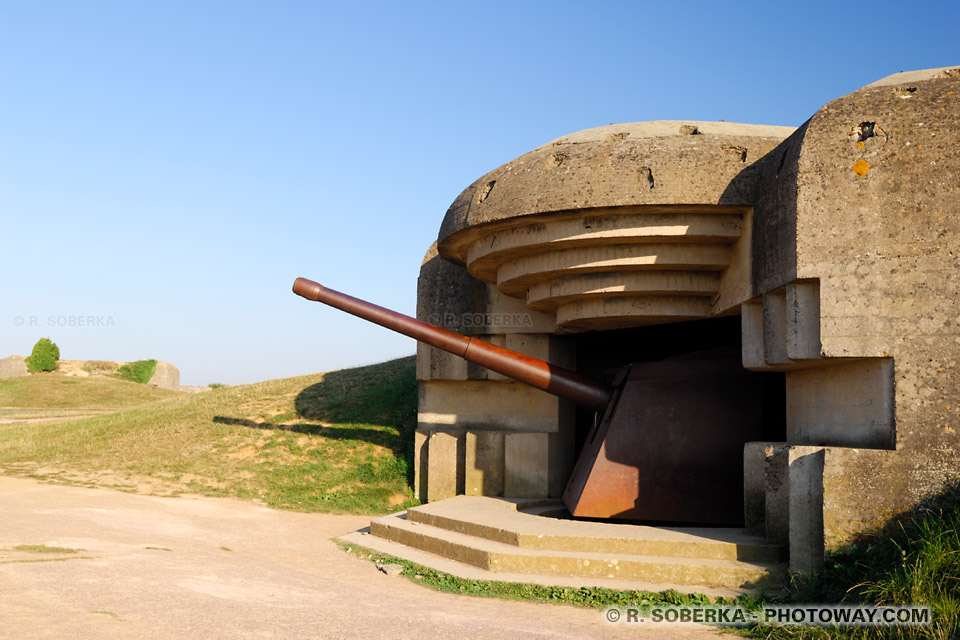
[340,528,747,599]
[406,496,783,562]
[370,511,786,591]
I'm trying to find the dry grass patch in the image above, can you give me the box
[0,374,178,411]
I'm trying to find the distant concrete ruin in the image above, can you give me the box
[410,66,960,575]
[0,357,181,391]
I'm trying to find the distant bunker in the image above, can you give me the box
[413,67,960,573]
[0,358,181,391]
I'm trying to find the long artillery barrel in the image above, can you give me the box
[292,277,613,412]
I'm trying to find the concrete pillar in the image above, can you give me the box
[414,430,428,502]
[788,446,825,575]
[464,431,505,496]
[547,402,576,499]
[786,280,822,361]
[504,432,550,498]
[765,445,790,546]
[743,442,768,534]
[743,442,790,543]
[426,431,464,502]
[741,299,765,369]
[762,290,789,366]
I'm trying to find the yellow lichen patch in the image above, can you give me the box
[856,141,865,148]
[853,160,870,177]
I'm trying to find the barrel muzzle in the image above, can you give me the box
[293,276,613,412]
[293,277,323,301]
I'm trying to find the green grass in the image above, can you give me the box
[115,359,157,384]
[0,356,420,515]
[340,541,720,608]
[0,374,178,410]
[13,544,80,554]
[734,485,960,640]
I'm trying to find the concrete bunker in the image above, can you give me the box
[415,119,800,522]
[335,66,960,580]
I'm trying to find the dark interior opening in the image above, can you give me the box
[572,315,786,460]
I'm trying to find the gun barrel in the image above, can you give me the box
[293,277,612,412]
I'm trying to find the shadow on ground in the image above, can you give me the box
[214,356,418,486]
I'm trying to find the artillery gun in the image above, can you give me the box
[294,277,763,525]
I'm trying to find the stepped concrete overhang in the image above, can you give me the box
[436,121,795,331]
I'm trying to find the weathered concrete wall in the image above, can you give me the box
[744,66,960,572]
[438,121,794,258]
[415,244,576,501]
[786,359,895,449]
[0,355,27,378]
[791,68,960,451]
[751,124,806,296]
[148,361,180,391]
[820,447,959,552]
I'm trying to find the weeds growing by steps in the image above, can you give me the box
[339,541,726,609]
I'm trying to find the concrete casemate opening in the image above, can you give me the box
[568,316,786,526]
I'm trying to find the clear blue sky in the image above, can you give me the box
[1,1,957,385]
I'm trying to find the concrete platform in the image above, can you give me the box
[342,496,787,597]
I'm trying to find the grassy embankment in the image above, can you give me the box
[0,373,178,411]
[0,357,419,514]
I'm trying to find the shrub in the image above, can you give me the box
[116,359,157,384]
[25,338,60,373]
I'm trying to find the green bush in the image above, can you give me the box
[116,359,157,384]
[25,338,60,373]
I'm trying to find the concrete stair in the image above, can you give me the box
[351,496,787,595]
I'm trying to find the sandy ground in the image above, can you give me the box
[0,477,727,639]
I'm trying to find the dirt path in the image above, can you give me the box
[0,477,725,639]
[0,410,107,424]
